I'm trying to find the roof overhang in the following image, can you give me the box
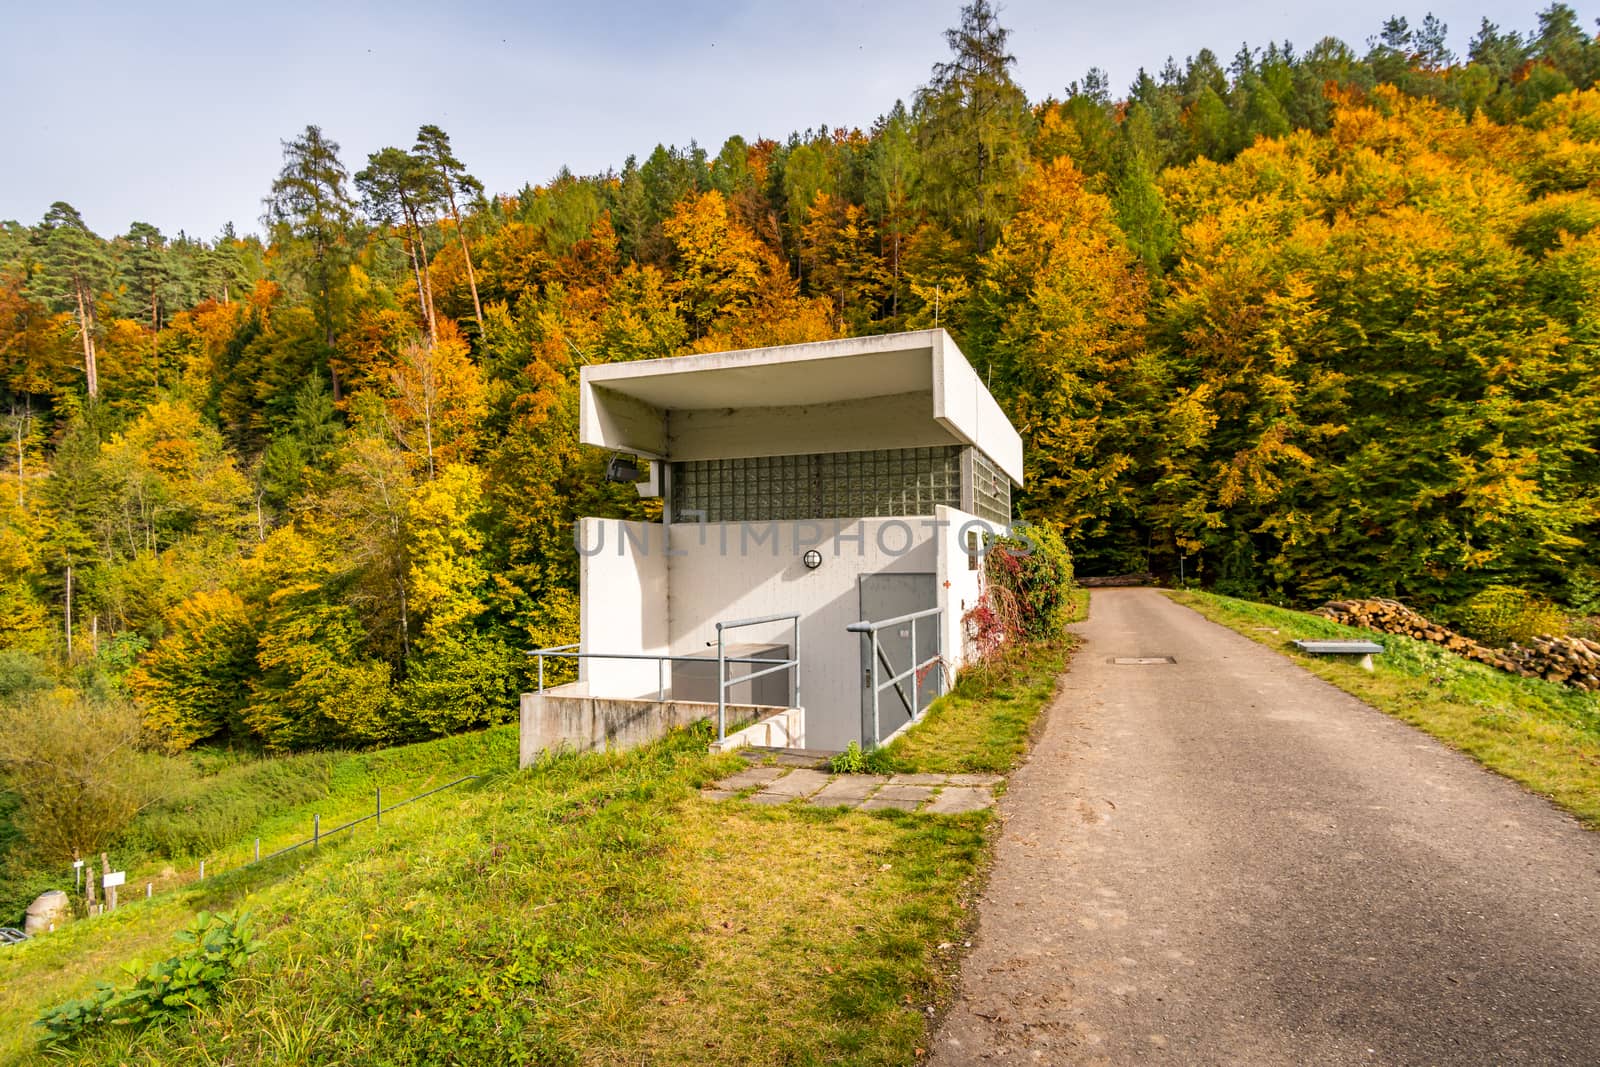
[579,329,1024,484]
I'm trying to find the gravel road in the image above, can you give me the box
[930,588,1600,1065]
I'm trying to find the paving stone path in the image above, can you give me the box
[701,755,999,814]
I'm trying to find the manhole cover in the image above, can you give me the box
[1108,656,1177,665]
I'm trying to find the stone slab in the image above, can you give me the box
[889,773,950,786]
[860,793,923,812]
[746,791,795,806]
[861,784,935,811]
[760,768,832,797]
[923,787,996,815]
[720,766,787,792]
[700,789,737,802]
[808,775,889,807]
[946,774,1004,787]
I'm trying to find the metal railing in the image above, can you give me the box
[848,606,945,749]
[530,612,801,744]
[714,613,800,743]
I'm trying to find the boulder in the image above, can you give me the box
[23,889,70,935]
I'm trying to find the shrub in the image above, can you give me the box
[964,522,1075,661]
[35,910,262,1046]
[1452,585,1568,647]
[0,691,163,864]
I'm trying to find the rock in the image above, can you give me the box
[23,889,70,935]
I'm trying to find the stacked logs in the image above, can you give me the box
[1080,573,1156,588]
[1505,635,1600,692]
[1317,597,1600,692]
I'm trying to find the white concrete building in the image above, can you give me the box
[534,328,1023,756]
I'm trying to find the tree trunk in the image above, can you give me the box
[447,191,484,331]
[75,281,98,398]
[64,563,73,658]
[408,209,438,346]
[404,227,429,338]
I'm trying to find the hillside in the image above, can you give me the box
[0,636,1070,1064]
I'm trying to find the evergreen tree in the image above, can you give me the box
[916,0,1031,253]
[263,125,357,394]
[30,202,110,398]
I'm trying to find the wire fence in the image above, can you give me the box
[249,775,480,867]
[75,774,482,916]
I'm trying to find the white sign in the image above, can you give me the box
[72,860,83,869]
[101,871,126,888]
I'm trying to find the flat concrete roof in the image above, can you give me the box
[580,330,1024,483]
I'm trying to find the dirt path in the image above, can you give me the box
[930,588,1600,1065]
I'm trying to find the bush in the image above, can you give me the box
[35,910,262,1046]
[964,522,1075,660]
[1451,585,1568,647]
[0,691,163,864]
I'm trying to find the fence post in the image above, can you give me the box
[537,653,545,694]
[254,838,260,862]
[793,616,800,710]
[198,860,204,880]
[313,813,320,849]
[146,883,151,899]
[376,786,382,830]
[869,630,881,748]
[657,657,664,703]
[912,615,920,719]
[716,627,727,742]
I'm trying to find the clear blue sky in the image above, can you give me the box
[0,0,1574,239]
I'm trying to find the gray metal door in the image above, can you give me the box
[858,572,938,744]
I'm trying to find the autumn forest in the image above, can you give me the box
[4,3,1600,766]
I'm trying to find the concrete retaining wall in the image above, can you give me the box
[519,683,794,767]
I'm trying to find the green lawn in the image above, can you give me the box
[1169,590,1600,828]
[0,629,1074,1066]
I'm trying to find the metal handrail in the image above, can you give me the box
[848,606,945,749]
[530,612,801,744]
[715,613,801,743]
[528,647,792,706]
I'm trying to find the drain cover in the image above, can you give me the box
[1108,656,1176,665]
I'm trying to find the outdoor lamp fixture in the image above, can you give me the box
[604,453,641,483]
[802,549,823,570]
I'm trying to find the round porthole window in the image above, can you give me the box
[802,549,823,570]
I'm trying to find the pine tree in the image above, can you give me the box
[263,126,356,395]
[31,202,110,398]
[916,0,1031,253]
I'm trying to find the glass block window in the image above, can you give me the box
[968,448,1013,524]
[672,446,963,522]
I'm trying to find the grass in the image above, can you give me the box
[1168,589,1600,828]
[0,632,1074,1066]
[1,727,511,927]
[880,640,1068,775]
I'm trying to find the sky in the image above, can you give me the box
[0,0,1573,239]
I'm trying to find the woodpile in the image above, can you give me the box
[1316,597,1600,692]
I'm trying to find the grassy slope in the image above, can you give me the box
[1,728,505,927]
[1169,590,1600,828]
[0,631,1073,1066]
